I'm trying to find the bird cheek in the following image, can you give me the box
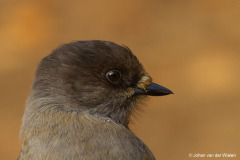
[126,87,135,97]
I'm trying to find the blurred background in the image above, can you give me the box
[0,0,240,159]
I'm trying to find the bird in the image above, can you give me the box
[18,40,173,160]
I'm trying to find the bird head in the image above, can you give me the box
[31,40,172,126]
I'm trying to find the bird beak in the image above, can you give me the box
[134,83,173,96]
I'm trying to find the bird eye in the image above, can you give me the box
[106,70,121,83]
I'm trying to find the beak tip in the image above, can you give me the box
[134,83,173,96]
[161,90,174,96]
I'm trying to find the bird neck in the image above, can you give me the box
[87,105,133,128]
[20,96,133,140]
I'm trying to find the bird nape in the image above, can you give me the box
[18,40,173,160]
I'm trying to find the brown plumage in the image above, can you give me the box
[18,40,173,160]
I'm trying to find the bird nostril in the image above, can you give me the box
[137,83,147,92]
[136,75,152,91]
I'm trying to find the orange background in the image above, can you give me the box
[1,1,240,159]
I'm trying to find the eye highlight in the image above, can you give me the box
[106,70,121,83]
